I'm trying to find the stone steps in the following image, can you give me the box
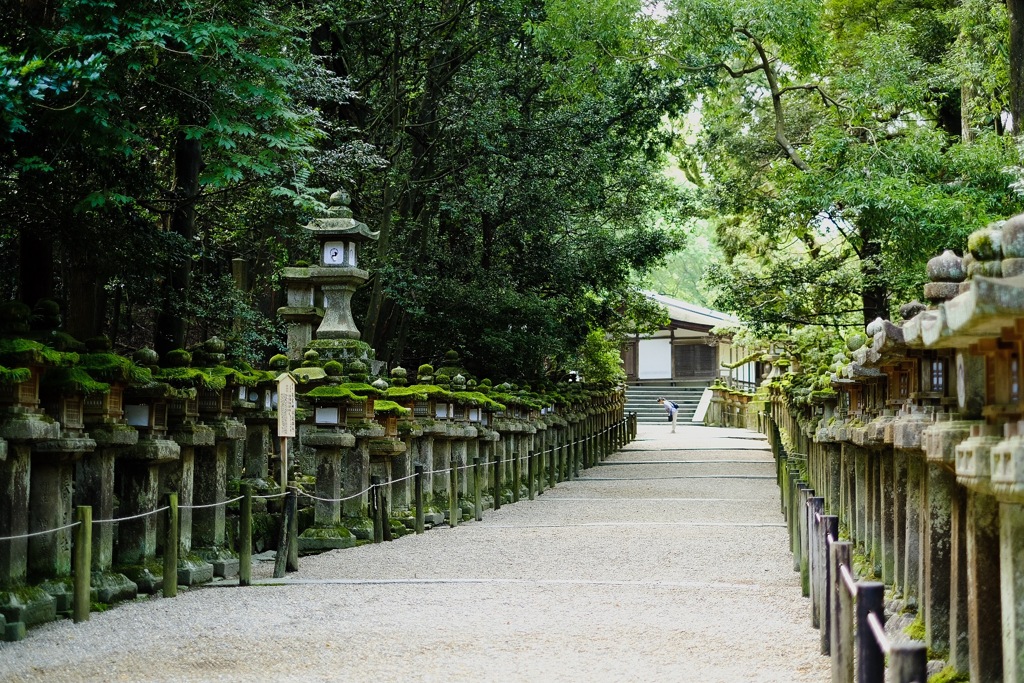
[625,385,707,424]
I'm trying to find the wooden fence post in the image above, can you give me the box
[512,450,521,503]
[494,455,502,510]
[810,496,825,628]
[831,541,854,683]
[856,582,885,683]
[239,484,252,587]
[449,466,459,528]
[414,465,425,534]
[73,506,91,623]
[889,642,928,683]
[528,450,536,501]
[821,514,839,654]
[474,457,483,521]
[371,477,384,542]
[163,493,179,597]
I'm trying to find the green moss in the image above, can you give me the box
[207,363,274,387]
[164,349,192,367]
[79,352,152,384]
[41,366,110,395]
[304,384,368,402]
[904,614,926,641]
[929,667,970,683]
[299,525,353,539]
[0,337,78,367]
[154,366,227,390]
[383,386,429,401]
[372,400,410,415]
[0,365,31,385]
[450,390,506,411]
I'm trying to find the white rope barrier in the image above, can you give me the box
[180,495,245,511]
[93,506,170,524]
[0,521,81,542]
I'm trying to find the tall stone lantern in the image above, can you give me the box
[279,190,379,360]
[306,190,379,350]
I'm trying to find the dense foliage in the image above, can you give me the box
[4,0,1023,376]
[1,0,684,379]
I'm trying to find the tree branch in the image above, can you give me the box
[733,28,810,172]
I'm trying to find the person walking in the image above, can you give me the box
[658,397,678,433]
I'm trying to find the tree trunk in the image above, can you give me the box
[17,229,53,307]
[1009,0,1024,133]
[859,226,889,324]
[65,264,105,340]
[155,133,201,355]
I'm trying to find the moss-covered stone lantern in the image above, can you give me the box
[305,190,379,347]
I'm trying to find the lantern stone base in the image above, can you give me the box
[90,571,138,604]
[194,546,238,579]
[298,525,356,553]
[119,563,163,594]
[305,338,375,363]
[0,585,54,628]
[176,553,214,586]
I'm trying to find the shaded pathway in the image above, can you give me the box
[0,425,827,682]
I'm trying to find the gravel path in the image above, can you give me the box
[0,424,828,682]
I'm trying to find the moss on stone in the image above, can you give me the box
[903,614,926,641]
[79,352,152,384]
[0,365,31,385]
[303,384,368,402]
[0,337,78,367]
[41,366,110,395]
[929,667,970,683]
[372,400,409,416]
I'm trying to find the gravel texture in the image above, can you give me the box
[0,424,828,682]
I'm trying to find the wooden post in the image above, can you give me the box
[810,496,825,628]
[381,484,392,542]
[473,457,482,521]
[832,541,854,683]
[449,465,458,528]
[287,488,299,571]
[528,450,536,501]
[494,455,502,510]
[414,465,425,534]
[549,446,556,490]
[163,493,178,597]
[239,484,252,587]
[512,450,521,503]
[822,514,839,654]
[889,643,927,683]
[371,477,383,542]
[280,436,288,494]
[273,492,290,578]
[73,506,91,623]
[856,582,885,683]
[538,450,545,495]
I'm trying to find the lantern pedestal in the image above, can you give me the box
[166,423,216,586]
[76,425,140,603]
[298,429,357,553]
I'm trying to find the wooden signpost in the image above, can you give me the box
[277,373,296,493]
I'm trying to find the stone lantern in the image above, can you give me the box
[305,190,379,349]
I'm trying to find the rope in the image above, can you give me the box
[0,521,81,542]
[93,506,170,524]
[295,485,373,504]
[180,495,245,511]
[253,492,289,500]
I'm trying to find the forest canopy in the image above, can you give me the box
[2,0,1022,377]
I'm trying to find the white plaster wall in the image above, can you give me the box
[638,338,672,379]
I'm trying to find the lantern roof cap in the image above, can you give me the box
[304,190,379,241]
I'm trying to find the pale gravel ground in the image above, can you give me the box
[0,424,828,682]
